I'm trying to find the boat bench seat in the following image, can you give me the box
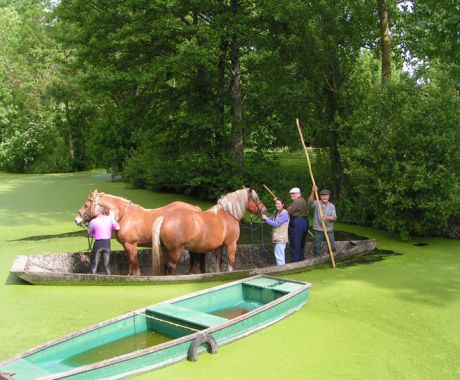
[146,303,229,329]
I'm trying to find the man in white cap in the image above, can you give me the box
[286,187,309,262]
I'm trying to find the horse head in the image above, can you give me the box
[246,188,267,216]
[75,189,103,226]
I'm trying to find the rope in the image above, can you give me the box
[78,223,93,253]
[249,215,255,250]
[241,218,270,255]
[132,311,138,350]
[132,311,202,333]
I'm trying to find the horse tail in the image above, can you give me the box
[152,216,164,276]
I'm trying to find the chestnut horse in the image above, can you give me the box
[151,188,267,275]
[75,190,200,276]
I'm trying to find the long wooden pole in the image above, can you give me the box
[295,118,336,268]
[263,183,315,238]
[263,184,277,200]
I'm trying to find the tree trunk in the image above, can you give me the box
[230,0,244,172]
[377,0,391,83]
[217,37,228,149]
[325,81,344,202]
[64,100,75,162]
[216,0,229,152]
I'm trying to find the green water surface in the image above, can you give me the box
[0,170,459,380]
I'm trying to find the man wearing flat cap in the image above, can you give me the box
[309,185,337,256]
[286,187,309,262]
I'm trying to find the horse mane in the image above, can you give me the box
[217,188,250,220]
[100,193,132,204]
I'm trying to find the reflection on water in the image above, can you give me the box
[64,331,171,367]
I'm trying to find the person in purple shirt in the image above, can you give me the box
[261,198,290,265]
[87,207,120,275]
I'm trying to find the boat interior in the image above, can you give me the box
[1,277,306,377]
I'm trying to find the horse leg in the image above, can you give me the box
[123,242,140,276]
[189,253,201,274]
[226,242,237,272]
[166,248,181,275]
[199,254,206,273]
[215,247,223,272]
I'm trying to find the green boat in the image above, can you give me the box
[0,275,311,380]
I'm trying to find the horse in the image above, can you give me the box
[75,190,201,276]
[151,188,267,275]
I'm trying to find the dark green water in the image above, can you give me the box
[209,300,263,319]
[63,331,172,367]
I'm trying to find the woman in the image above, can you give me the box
[261,197,290,265]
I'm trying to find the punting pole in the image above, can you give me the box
[263,184,277,200]
[295,118,336,268]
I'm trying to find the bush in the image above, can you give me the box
[341,79,460,239]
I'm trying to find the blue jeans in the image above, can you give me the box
[274,243,286,266]
[313,230,336,256]
[288,217,308,262]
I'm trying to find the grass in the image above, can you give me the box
[0,170,459,379]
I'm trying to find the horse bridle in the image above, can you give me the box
[79,192,132,225]
[77,192,100,226]
[248,189,265,217]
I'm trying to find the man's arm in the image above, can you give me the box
[308,185,317,205]
[287,200,301,215]
[111,218,121,231]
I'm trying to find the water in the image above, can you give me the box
[209,300,263,319]
[63,331,172,367]
[238,221,368,244]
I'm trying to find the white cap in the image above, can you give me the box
[289,187,301,194]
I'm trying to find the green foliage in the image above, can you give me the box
[341,79,460,239]
[0,2,81,173]
[403,0,460,86]
[0,0,459,239]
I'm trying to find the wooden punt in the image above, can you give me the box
[10,240,376,285]
[0,275,310,380]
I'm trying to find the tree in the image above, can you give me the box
[377,0,392,83]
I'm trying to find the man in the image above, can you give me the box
[88,207,120,275]
[286,187,308,262]
[308,185,336,257]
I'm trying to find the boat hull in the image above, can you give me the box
[10,240,376,285]
[0,275,310,380]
